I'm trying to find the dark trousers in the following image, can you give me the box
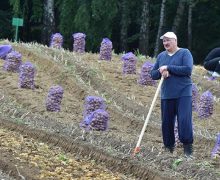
[204,57,220,73]
[161,96,193,148]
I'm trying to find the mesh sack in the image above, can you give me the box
[46,85,64,112]
[3,51,22,72]
[192,83,199,111]
[19,61,35,89]
[83,96,106,118]
[50,33,63,49]
[138,61,156,86]
[81,109,109,131]
[211,133,220,159]
[99,38,112,61]
[0,45,12,60]
[121,52,137,74]
[73,33,86,53]
[198,90,213,119]
[174,120,181,146]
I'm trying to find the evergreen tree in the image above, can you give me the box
[90,0,118,51]
[0,1,13,39]
[42,0,55,45]
[119,0,129,52]
[4,0,220,64]
[59,0,78,49]
[139,0,150,55]
[154,0,167,57]
[9,0,21,17]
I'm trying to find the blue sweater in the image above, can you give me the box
[151,48,193,99]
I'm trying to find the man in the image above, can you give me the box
[151,32,194,157]
[203,47,220,80]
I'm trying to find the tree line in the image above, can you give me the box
[1,0,220,64]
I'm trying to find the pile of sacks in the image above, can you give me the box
[80,96,109,131]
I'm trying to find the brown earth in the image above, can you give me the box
[0,40,219,179]
[0,119,135,180]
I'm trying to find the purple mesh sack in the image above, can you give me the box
[46,85,64,112]
[138,61,156,86]
[121,52,137,74]
[0,45,12,60]
[50,33,63,49]
[3,51,22,72]
[192,83,199,111]
[19,62,35,89]
[174,120,181,146]
[81,109,109,131]
[73,33,86,53]
[211,133,220,159]
[83,96,106,118]
[198,90,214,119]
[99,38,112,61]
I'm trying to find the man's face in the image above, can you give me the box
[162,37,177,52]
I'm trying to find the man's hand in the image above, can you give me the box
[162,70,169,79]
[159,65,168,73]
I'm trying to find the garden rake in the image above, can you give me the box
[132,77,164,156]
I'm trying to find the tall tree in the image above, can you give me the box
[59,0,78,49]
[187,0,199,50]
[21,0,31,41]
[0,1,13,39]
[139,0,150,55]
[154,0,166,57]
[9,0,44,42]
[29,0,44,42]
[172,0,187,33]
[187,0,193,50]
[120,0,129,52]
[9,0,21,17]
[91,0,118,38]
[42,0,55,45]
[31,0,43,23]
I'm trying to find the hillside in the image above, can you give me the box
[0,40,219,179]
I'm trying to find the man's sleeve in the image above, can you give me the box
[151,57,161,80]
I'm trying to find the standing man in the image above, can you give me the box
[151,32,194,157]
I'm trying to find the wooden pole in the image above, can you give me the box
[133,77,164,156]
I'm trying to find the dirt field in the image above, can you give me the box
[0,40,219,179]
[0,122,134,180]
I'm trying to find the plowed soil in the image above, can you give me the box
[0,40,219,180]
[0,120,135,180]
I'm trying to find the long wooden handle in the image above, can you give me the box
[133,77,164,156]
